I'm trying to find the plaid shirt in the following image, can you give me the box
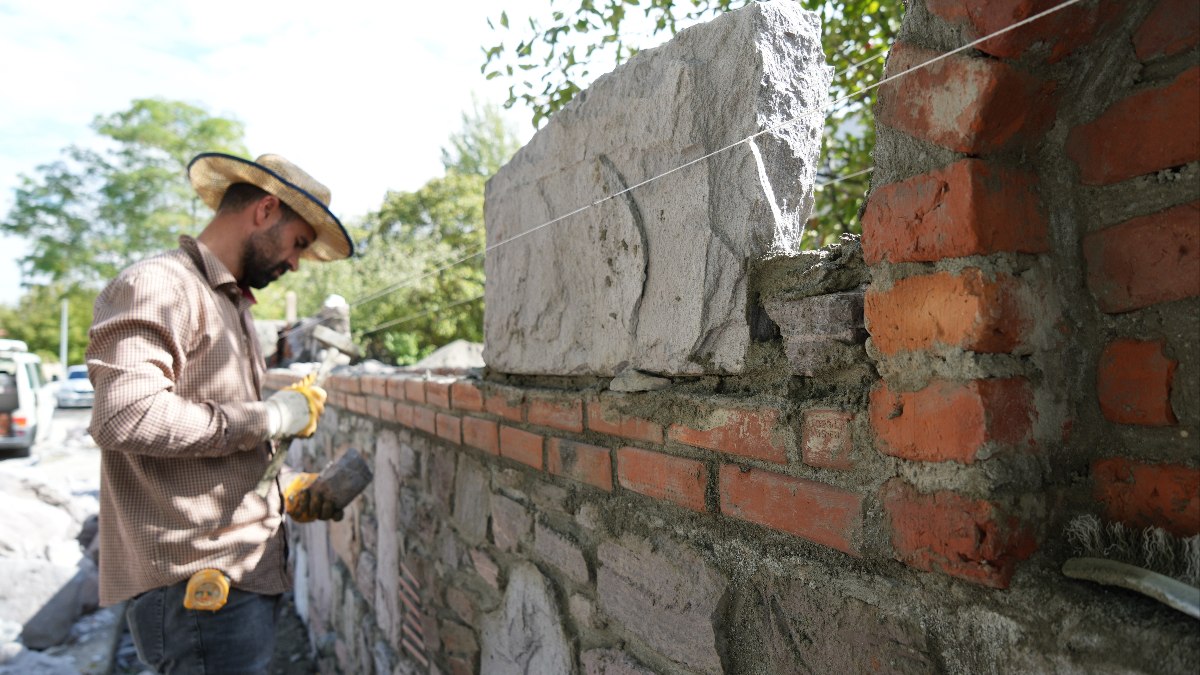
[88,235,291,606]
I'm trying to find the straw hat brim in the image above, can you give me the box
[188,153,354,261]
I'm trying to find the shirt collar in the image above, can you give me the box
[179,235,256,305]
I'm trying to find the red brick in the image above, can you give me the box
[927,0,1119,62]
[379,399,398,424]
[359,375,383,397]
[801,409,855,470]
[413,407,437,435]
[451,381,484,412]
[862,159,1048,264]
[436,413,463,444]
[499,426,543,469]
[1134,0,1200,60]
[405,378,427,404]
[882,479,1037,588]
[462,417,499,455]
[385,376,408,401]
[586,399,664,444]
[366,395,384,420]
[1068,68,1200,185]
[876,42,1055,154]
[1094,458,1200,537]
[1097,340,1178,426]
[1083,201,1200,313]
[485,387,525,422]
[328,374,361,395]
[547,439,613,491]
[865,269,1031,356]
[427,380,452,408]
[719,465,862,555]
[870,379,1035,463]
[616,447,707,512]
[668,408,789,464]
[395,403,415,428]
[528,396,584,433]
[347,395,368,416]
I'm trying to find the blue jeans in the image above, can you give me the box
[126,580,280,674]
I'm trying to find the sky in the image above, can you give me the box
[0,0,560,305]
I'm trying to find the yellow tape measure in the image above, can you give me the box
[183,569,231,611]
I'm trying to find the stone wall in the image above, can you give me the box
[274,0,1200,673]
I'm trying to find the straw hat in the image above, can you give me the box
[188,153,354,261]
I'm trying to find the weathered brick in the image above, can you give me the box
[616,447,707,512]
[1068,67,1200,185]
[490,494,531,552]
[801,409,855,470]
[1094,458,1200,538]
[329,374,361,395]
[927,0,1119,62]
[1098,339,1178,426]
[586,398,664,444]
[1083,201,1200,314]
[426,379,452,409]
[462,416,499,455]
[865,269,1031,356]
[413,407,437,436]
[719,465,862,555]
[1135,0,1200,61]
[378,399,398,424]
[870,378,1035,463]
[547,439,613,491]
[437,413,463,444]
[451,380,484,412]
[485,386,525,422]
[395,403,415,429]
[405,378,427,404]
[596,537,725,674]
[365,395,384,421]
[499,426,544,469]
[862,159,1048,264]
[347,395,368,416]
[882,479,1037,588]
[877,42,1055,154]
[527,395,584,433]
[385,375,408,401]
[534,523,589,585]
[668,408,790,464]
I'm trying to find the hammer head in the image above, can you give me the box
[312,324,361,359]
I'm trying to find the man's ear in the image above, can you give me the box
[251,194,281,229]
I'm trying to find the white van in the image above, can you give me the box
[0,338,52,457]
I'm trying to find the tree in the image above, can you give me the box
[0,284,97,366]
[257,102,519,365]
[1,98,248,289]
[482,0,903,245]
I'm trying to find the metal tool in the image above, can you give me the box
[254,325,360,498]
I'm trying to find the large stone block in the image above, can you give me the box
[484,0,830,375]
[480,563,572,674]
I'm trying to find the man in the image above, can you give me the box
[87,153,354,674]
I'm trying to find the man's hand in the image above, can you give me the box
[283,473,344,523]
[265,374,327,439]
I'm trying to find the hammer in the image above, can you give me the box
[254,324,362,498]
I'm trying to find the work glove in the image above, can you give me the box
[283,473,344,523]
[265,373,327,439]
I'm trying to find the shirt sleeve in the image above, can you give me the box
[86,267,270,457]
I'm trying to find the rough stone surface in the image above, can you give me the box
[581,648,657,675]
[484,0,831,375]
[596,536,726,674]
[452,455,490,543]
[479,563,572,674]
[374,431,403,649]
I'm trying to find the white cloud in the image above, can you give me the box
[0,0,546,304]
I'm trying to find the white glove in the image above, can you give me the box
[265,375,327,439]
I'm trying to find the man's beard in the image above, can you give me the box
[241,219,291,289]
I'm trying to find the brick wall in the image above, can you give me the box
[277,1,1199,672]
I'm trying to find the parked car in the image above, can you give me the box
[1,338,51,457]
[56,365,95,409]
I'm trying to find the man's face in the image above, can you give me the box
[241,212,317,289]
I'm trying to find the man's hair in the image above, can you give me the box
[218,183,299,222]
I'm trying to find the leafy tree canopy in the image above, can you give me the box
[0,284,97,366]
[482,0,903,245]
[1,98,248,289]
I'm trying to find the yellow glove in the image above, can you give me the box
[266,373,328,439]
[284,473,344,523]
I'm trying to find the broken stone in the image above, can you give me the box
[608,368,672,393]
[479,563,571,674]
[484,0,831,376]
